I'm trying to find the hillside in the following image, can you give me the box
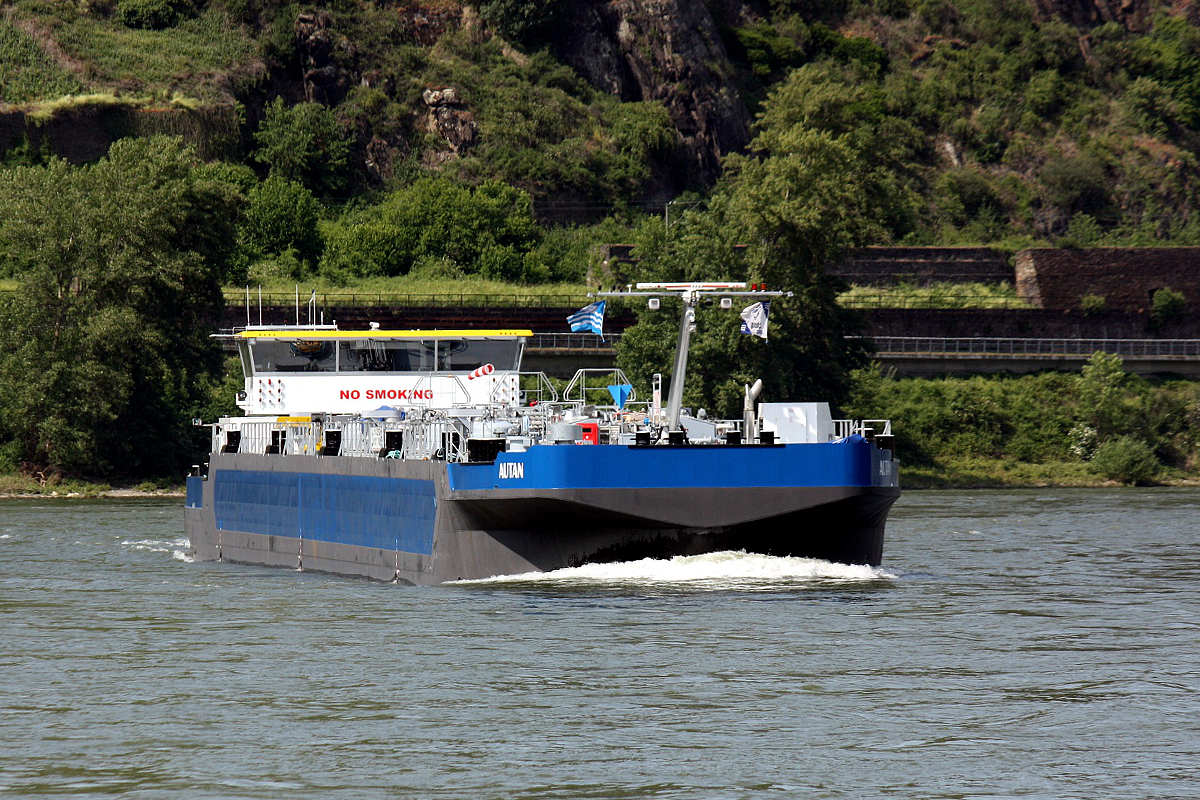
[2,0,1200,248]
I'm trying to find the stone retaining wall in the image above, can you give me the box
[1015,248,1200,312]
[831,247,1013,286]
[836,246,1200,317]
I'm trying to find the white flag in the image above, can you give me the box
[740,301,770,340]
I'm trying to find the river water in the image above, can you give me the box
[1,489,1198,799]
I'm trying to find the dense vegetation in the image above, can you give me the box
[844,353,1200,486]
[0,137,238,479]
[3,0,1200,483]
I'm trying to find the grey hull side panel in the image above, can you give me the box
[220,528,303,571]
[302,538,432,584]
[446,485,878,529]
[435,487,898,577]
[184,507,218,561]
[187,453,899,584]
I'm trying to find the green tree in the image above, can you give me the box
[749,63,921,240]
[1129,14,1200,130]
[318,220,409,282]
[722,129,884,287]
[600,101,677,196]
[253,98,351,197]
[241,175,323,266]
[0,137,237,478]
[320,177,539,280]
[477,0,565,45]
[1039,151,1111,223]
[1077,351,1133,440]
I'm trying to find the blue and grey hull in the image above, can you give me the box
[185,440,899,584]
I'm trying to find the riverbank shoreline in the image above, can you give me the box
[0,486,185,500]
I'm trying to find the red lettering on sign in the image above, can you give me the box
[341,387,433,402]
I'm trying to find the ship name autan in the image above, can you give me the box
[338,389,435,401]
[498,462,525,479]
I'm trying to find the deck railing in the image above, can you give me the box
[527,333,623,350]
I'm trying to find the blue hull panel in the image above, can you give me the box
[213,469,437,555]
[448,440,889,492]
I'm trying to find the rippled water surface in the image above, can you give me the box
[2,490,1199,799]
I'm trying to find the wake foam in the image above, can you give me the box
[457,550,895,590]
[122,537,193,562]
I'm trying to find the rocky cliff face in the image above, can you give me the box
[296,10,360,106]
[550,0,751,187]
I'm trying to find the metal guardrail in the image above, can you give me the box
[865,337,1200,358]
[527,335,1200,358]
[528,333,621,350]
[214,328,1200,358]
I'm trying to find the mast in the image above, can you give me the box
[594,282,791,433]
[665,295,695,431]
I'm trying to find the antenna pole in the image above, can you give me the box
[594,282,791,434]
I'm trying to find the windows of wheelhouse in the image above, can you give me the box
[338,340,436,372]
[439,339,521,371]
[246,337,523,374]
[339,338,521,372]
[237,340,253,378]
[246,339,336,374]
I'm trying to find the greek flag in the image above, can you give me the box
[567,300,605,338]
[740,300,770,340]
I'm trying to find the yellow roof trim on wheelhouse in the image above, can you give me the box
[235,329,534,339]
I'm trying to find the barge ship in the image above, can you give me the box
[184,283,899,583]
